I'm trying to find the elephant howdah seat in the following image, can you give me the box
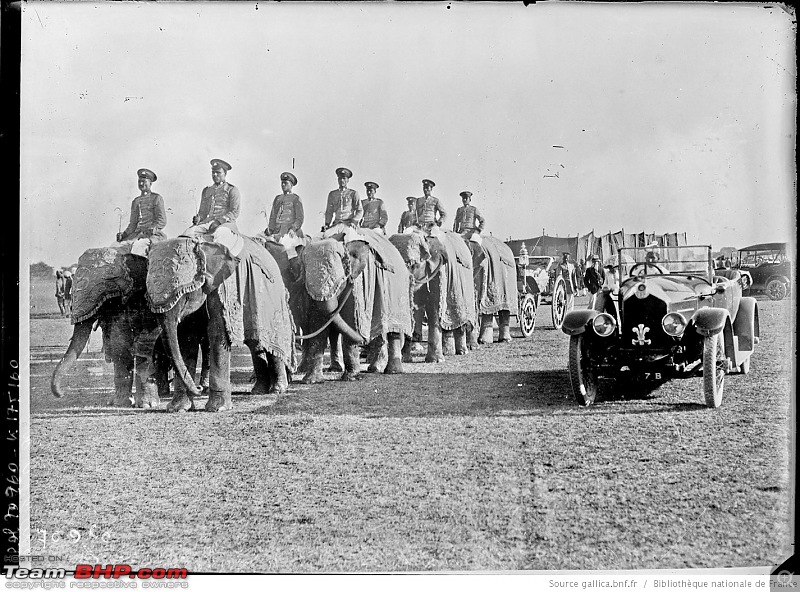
[71,247,137,324]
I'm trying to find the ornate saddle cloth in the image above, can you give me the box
[476,236,519,316]
[437,231,477,331]
[71,247,136,324]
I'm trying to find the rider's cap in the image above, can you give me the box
[460,191,472,198]
[335,167,353,179]
[365,181,379,190]
[210,159,232,171]
[280,172,298,186]
[137,168,157,182]
[422,179,436,188]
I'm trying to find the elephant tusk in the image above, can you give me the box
[296,281,355,341]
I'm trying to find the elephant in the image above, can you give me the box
[146,234,296,412]
[50,246,170,408]
[389,229,477,362]
[296,228,412,383]
[463,235,519,345]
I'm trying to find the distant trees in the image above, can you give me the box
[30,261,55,278]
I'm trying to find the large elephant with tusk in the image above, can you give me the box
[296,228,412,383]
[389,229,477,362]
[50,246,169,408]
[464,235,519,345]
[146,234,296,412]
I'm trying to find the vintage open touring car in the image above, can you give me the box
[561,245,759,408]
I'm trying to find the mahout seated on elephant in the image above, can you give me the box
[296,228,412,383]
[51,246,170,409]
[463,234,519,345]
[147,233,296,412]
[389,228,477,363]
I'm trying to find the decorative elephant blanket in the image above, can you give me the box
[352,229,413,341]
[475,236,519,316]
[147,237,295,368]
[71,247,136,324]
[437,231,477,331]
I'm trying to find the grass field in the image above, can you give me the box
[26,275,794,572]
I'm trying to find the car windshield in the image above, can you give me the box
[618,245,712,280]
[737,250,786,266]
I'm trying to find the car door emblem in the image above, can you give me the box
[632,324,651,345]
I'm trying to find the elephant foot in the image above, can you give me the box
[205,390,232,412]
[325,364,344,373]
[107,392,133,407]
[443,344,456,356]
[498,337,512,343]
[384,358,403,374]
[366,365,380,373]
[455,347,469,355]
[402,352,413,363]
[134,381,161,409]
[269,383,288,395]
[340,371,362,381]
[167,397,194,413]
[468,341,479,350]
[425,354,445,363]
[251,380,270,396]
[301,371,325,384]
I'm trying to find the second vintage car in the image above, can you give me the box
[561,245,759,408]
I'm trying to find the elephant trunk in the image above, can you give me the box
[51,320,93,398]
[330,311,365,345]
[160,311,202,398]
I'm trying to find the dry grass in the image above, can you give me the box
[27,276,794,572]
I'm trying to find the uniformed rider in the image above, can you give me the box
[267,172,304,239]
[415,179,446,233]
[360,181,388,233]
[398,196,419,233]
[182,159,241,238]
[323,167,363,238]
[452,190,485,240]
[115,168,167,245]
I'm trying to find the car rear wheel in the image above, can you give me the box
[519,293,538,338]
[551,277,568,330]
[568,334,598,406]
[766,279,788,301]
[702,332,726,408]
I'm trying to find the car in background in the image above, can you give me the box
[516,255,571,330]
[561,245,759,408]
[733,242,791,301]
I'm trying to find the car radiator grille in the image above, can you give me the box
[621,295,672,349]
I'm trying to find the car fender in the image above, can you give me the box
[767,275,791,287]
[562,309,599,336]
[732,297,760,351]
[691,307,730,337]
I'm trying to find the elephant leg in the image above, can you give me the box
[167,337,199,413]
[425,283,444,363]
[384,333,404,374]
[366,337,387,373]
[454,325,469,355]
[467,322,479,350]
[108,359,134,407]
[269,353,289,394]
[341,339,362,381]
[250,349,272,395]
[442,329,456,357]
[153,340,172,399]
[301,335,325,384]
[412,301,426,354]
[297,340,312,376]
[133,359,161,409]
[478,314,495,344]
[205,296,232,412]
[199,336,210,393]
[401,335,413,363]
[498,310,512,342]
[326,329,344,373]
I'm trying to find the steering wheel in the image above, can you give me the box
[629,262,665,277]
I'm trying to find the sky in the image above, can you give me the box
[20,2,796,268]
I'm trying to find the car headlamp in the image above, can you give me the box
[661,312,687,337]
[634,283,648,299]
[592,313,617,337]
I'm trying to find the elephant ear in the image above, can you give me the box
[302,239,347,301]
[71,247,136,324]
[146,239,206,313]
[389,232,429,267]
[199,242,240,293]
[349,228,399,273]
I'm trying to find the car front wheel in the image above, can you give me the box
[568,334,598,406]
[702,332,726,408]
[766,278,788,301]
[519,293,538,338]
[551,277,568,330]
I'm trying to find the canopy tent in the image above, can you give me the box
[506,230,688,265]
